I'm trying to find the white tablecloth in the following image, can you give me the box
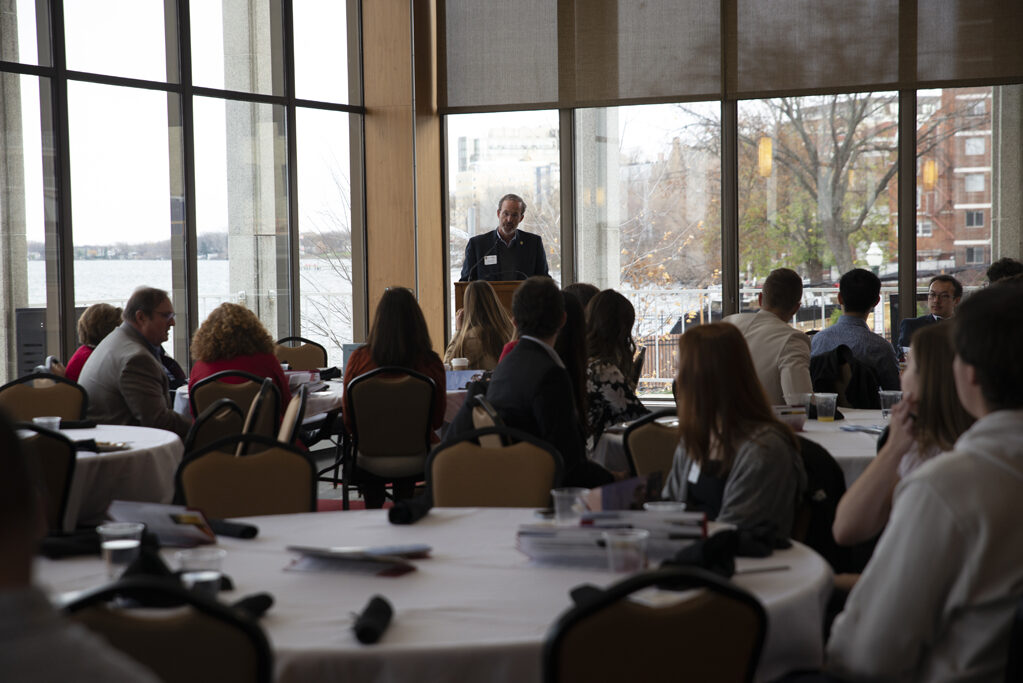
[36,508,832,682]
[800,408,884,487]
[60,425,184,531]
[174,382,343,422]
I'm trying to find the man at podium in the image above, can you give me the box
[459,193,550,281]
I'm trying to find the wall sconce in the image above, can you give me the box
[758,136,772,177]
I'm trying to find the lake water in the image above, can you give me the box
[25,258,354,364]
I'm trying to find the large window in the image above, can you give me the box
[0,1,363,381]
[575,103,721,394]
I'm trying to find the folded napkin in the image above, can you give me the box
[735,521,791,556]
[232,593,274,620]
[662,529,738,578]
[319,367,342,381]
[209,518,259,539]
[38,529,101,559]
[353,595,394,644]
[388,494,433,525]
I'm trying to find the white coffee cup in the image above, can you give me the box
[451,357,470,370]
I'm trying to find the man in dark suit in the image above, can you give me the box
[896,274,962,353]
[78,287,192,439]
[445,276,612,488]
[459,194,550,282]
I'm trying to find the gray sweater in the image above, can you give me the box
[661,422,805,536]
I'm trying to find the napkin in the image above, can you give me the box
[319,367,341,381]
[736,521,791,556]
[232,593,274,620]
[388,495,433,525]
[209,518,259,539]
[38,529,101,558]
[662,529,737,578]
[353,595,394,644]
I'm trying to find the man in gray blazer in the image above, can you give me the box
[78,287,191,439]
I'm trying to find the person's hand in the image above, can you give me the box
[454,308,464,332]
[49,361,67,378]
[883,393,917,457]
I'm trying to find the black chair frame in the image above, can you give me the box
[64,575,273,683]
[621,407,677,477]
[542,566,767,683]
[425,425,565,491]
[173,433,318,512]
[0,372,89,420]
[16,422,78,533]
[182,397,245,455]
[338,365,436,510]
[189,370,280,420]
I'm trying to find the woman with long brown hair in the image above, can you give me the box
[662,323,805,535]
[584,289,648,445]
[832,322,974,545]
[444,280,514,370]
[344,287,446,507]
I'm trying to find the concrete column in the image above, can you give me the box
[992,85,1023,260]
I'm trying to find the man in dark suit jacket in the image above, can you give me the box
[896,274,962,353]
[445,276,611,488]
[459,193,549,282]
[78,287,192,439]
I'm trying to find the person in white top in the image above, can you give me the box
[826,281,1023,682]
[724,268,813,405]
[0,414,159,682]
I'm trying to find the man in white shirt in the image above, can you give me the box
[725,268,813,405]
[826,281,1023,681]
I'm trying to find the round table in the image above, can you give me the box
[36,508,832,682]
[60,424,184,531]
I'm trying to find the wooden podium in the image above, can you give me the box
[454,280,522,318]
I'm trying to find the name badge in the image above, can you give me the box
[484,255,497,266]
[687,460,701,484]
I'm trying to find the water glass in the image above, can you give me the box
[878,390,903,420]
[175,547,227,600]
[550,487,589,526]
[97,522,145,579]
[32,416,61,431]
[814,393,838,422]
[603,529,650,573]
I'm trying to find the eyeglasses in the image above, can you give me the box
[154,311,176,321]
[927,292,953,302]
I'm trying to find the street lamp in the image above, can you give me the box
[866,241,884,275]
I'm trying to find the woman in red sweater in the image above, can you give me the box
[343,287,445,508]
[188,303,292,419]
[64,303,123,382]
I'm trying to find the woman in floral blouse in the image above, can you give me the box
[584,289,649,447]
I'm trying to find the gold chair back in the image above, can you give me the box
[349,372,433,478]
[17,425,77,532]
[274,337,327,371]
[624,416,679,478]
[183,399,244,455]
[430,437,558,507]
[0,375,87,421]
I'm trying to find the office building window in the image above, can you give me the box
[964,173,985,193]
[966,247,985,264]
[964,137,985,156]
[917,220,933,237]
[966,210,984,228]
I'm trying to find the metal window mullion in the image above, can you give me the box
[282,0,301,336]
[176,0,199,367]
[898,90,918,326]
[559,108,576,284]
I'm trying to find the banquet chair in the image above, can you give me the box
[190,370,280,429]
[237,378,280,444]
[183,398,245,455]
[175,434,317,518]
[623,408,679,478]
[277,384,308,444]
[471,394,507,448]
[15,422,77,533]
[275,336,328,371]
[65,576,272,683]
[427,426,563,507]
[543,566,766,683]
[341,366,435,510]
[1006,596,1023,683]
[0,372,88,422]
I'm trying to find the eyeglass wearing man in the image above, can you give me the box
[896,274,963,352]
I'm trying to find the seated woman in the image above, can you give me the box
[584,290,649,446]
[556,290,589,437]
[344,287,446,508]
[64,303,123,382]
[188,303,292,418]
[445,280,514,370]
[832,322,973,546]
[662,323,805,536]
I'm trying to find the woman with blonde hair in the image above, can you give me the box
[64,303,123,382]
[188,302,292,417]
[444,280,514,370]
[663,323,805,535]
[832,322,974,545]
